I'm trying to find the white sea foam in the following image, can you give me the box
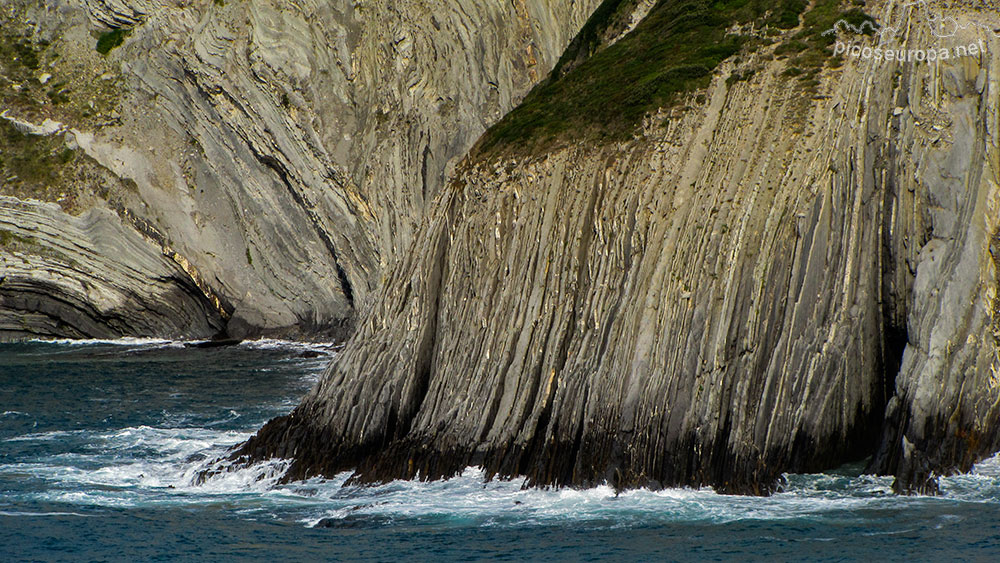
[22,337,340,357]
[3,426,244,490]
[6,423,1000,525]
[0,511,93,517]
[4,430,90,442]
[192,457,295,494]
[294,458,1000,528]
[27,337,177,347]
[9,427,1000,522]
[971,453,1000,476]
[293,467,908,529]
[936,453,1000,502]
[238,338,341,353]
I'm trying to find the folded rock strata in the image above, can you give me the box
[0,195,222,338]
[236,0,1000,494]
[1,0,598,339]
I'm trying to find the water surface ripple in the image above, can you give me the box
[2,341,998,561]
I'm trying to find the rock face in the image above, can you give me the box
[0,196,222,338]
[237,0,1000,494]
[0,0,599,339]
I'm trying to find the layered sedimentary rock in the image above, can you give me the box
[237,0,1000,494]
[0,0,598,339]
[0,196,222,338]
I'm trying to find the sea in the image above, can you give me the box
[2,339,1000,561]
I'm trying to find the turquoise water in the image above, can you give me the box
[2,340,1000,561]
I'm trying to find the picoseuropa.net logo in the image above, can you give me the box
[833,39,988,63]
[825,0,998,65]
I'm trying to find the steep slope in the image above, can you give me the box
[0,0,599,339]
[0,196,222,338]
[236,0,1000,494]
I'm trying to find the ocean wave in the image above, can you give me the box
[4,430,91,442]
[26,337,178,347]
[294,467,898,529]
[2,426,248,486]
[298,456,1000,528]
[6,422,1000,525]
[0,510,93,517]
[8,432,1000,520]
[20,337,340,356]
[238,339,342,352]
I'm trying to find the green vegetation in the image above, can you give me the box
[476,0,809,155]
[0,9,131,215]
[0,119,89,213]
[774,0,877,84]
[549,0,644,79]
[0,119,67,186]
[726,68,756,86]
[476,0,875,156]
[96,28,130,55]
[2,17,122,125]
[770,0,808,29]
[0,32,48,97]
[0,227,76,265]
[0,37,40,71]
[45,80,71,105]
[0,229,33,248]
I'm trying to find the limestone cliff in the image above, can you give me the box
[0,195,222,338]
[236,0,1000,494]
[1,0,598,339]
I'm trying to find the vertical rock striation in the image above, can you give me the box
[237,0,1000,494]
[1,0,599,339]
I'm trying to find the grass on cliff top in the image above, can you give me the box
[1,17,122,124]
[0,119,76,192]
[777,0,876,82]
[0,9,130,215]
[475,0,874,157]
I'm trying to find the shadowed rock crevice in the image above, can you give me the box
[866,40,1000,492]
[1,0,602,340]
[253,150,356,312]
[227,1,1000,495]
[0,198,225,340]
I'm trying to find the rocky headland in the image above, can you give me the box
[234,0,1000,494]
[4,0,1000,494]
[1,0,598,339]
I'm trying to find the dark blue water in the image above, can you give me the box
[3,340,1000,561]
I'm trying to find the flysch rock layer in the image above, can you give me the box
[0,195,222,338]
[236,1,1000,494]
[1,0,599,339]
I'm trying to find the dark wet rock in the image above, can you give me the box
[0,197,223,340]
[235,2,1000,495]
[314,514,395,529]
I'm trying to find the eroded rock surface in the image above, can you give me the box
[1,0,598,339]
[0,196,222,338]
[238,0,1000,494]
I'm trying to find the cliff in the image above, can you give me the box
[235,0,1000,494]
[1,0,598,339]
